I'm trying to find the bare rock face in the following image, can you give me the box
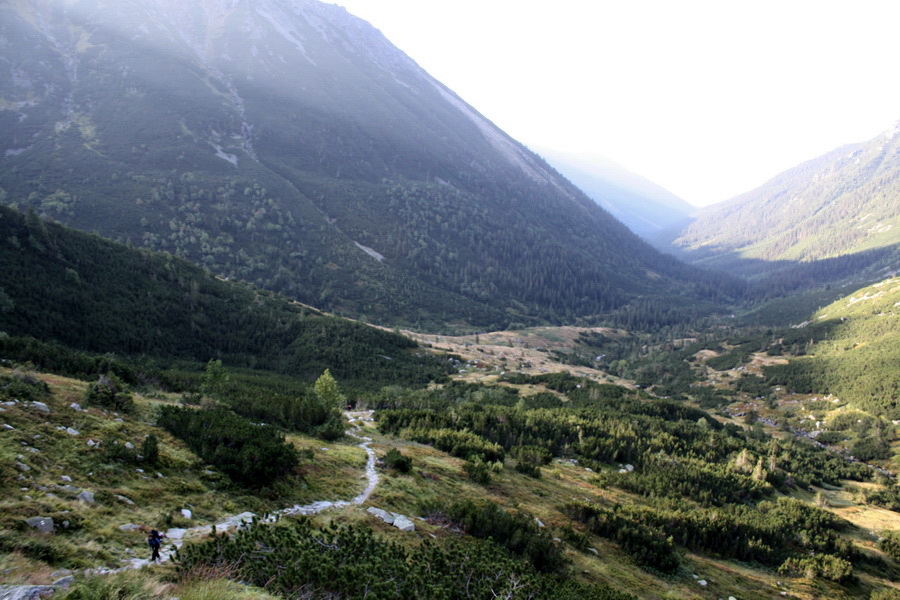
[366,507,394,524]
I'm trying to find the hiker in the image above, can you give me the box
[147,529,165,562]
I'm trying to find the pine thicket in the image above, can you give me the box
[157,406,300,488]
[173,517,636,600]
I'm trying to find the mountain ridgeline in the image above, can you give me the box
[653,124,900,282]
[0,0,738,330]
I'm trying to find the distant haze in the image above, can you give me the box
[328,0,900,206]
[536,147,695,236]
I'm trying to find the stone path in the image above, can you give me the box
[0,410,383,600]
[117,410,381,570]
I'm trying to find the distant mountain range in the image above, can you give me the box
[0,0,734,330]
[536,148,694,236]
[653,124,900,280]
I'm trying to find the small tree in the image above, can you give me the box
[201,359,229,399]
[142,433,160,466]
[314,369,346,409]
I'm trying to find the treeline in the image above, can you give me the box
[0,206,452,390]
[174,518,635,600]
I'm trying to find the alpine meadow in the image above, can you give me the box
[0,1,898,599]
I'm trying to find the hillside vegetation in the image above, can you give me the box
[762,277,900,418]
[3,359,900,599]
[0,206,450,390]
[655,125,899,283]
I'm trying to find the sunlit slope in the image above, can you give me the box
[763,277,900,417]
[0,0,736,330]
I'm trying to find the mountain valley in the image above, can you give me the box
[0,0,899,599]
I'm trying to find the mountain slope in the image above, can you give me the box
[653,124,900,278]
[762,276,900,417]
[0,205,450,388]
[0,0,733,330]
[537,148,695,236]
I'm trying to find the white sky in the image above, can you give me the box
[326,0,900,206]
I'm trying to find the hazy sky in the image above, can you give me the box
[326,0,900,206]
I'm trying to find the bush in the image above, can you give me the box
[103,440,139,464]
[383,448,412,473]
[56,571,161,599]
[84,373,134,413]
[0,372,50,402]
[315,414,344,441]
[512,445,551,478]
[778,554,853,582]
[463,456,500,485]
[879,530,900,562]
[0,533,79,566]
[815,431,848,445]
[852,435,892,461]
[563,502,680,573]
[446,499,568,574]
[174,519,626,600]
